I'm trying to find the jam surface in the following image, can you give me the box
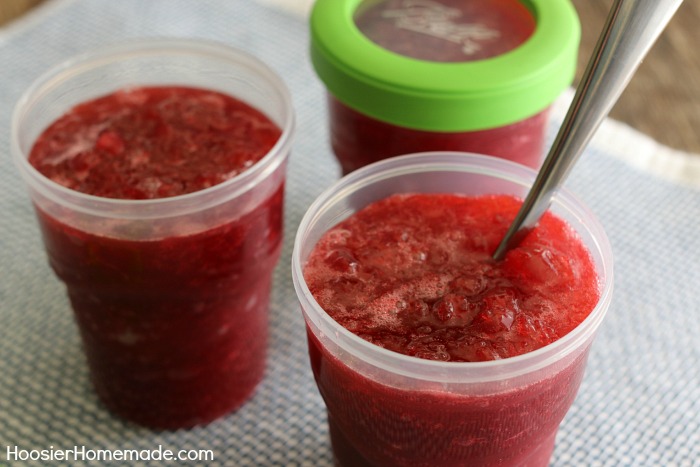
[304,193,599,362]
[29,86,280,199]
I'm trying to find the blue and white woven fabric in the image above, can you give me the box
[1,1,698,465]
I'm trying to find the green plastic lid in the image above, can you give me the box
[310,0,581,132]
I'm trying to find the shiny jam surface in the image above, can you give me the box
[303,193,600,466]
[304,193,599,361]
[29,86,283,429]
[29,86,280,199]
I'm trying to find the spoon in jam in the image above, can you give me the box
[493,0,683,261]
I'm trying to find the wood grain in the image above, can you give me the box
[0,0,43,26]
[571,0,700,154]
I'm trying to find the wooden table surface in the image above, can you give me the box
[571,0,700,155]
[2,0,698,155]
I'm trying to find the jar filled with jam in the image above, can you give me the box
[310,0,580,174]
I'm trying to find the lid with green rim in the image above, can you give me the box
[310,0,580,132]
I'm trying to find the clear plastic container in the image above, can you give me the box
[11,39,295,429]
[292,152,613,466]
[310,0,581,174]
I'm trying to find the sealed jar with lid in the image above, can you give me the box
[310,0,580,174]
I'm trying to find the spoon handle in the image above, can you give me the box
[493,0,683,261]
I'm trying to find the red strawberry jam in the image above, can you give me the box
[328,99,550,175]
[303,193,600,465]
[28,86,283,429]
[29,86,281,199]
[304,193,598,361]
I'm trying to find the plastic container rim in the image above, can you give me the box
[10,38,296,220]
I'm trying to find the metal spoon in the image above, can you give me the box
[492,0,683,261]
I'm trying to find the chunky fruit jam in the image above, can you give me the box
[305,193,598,360]
[29,86,283,429]
[29,86,280,199]
[303,193,600,466]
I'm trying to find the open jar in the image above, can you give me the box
[310,0,580,174]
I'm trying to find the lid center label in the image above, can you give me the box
[380,0,500,56]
